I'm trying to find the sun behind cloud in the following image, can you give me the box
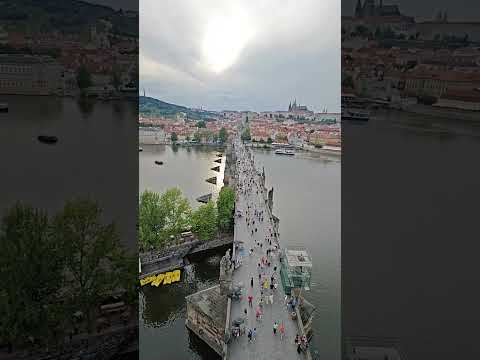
[202,11,255,74]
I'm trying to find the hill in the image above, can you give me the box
[139,96,217,120]
[0,0,137,37]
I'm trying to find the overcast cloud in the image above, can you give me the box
[140,0,340,112]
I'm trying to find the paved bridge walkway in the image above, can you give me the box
[227,139,307,360]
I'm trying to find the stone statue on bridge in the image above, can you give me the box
[219,249,233,295]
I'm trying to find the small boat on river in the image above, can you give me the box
[274,149,295,156]
[38,135,58,144]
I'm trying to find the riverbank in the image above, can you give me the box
[139,234,233,279]
[247,143,341,156]
[397,103,480,122]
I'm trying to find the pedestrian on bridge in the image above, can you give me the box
[256,307,262,321]
[273,321,278,335]
[279,322,285,340]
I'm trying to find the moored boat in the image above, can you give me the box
[38,135,58,144]
[341,107,369,121]
[274,149,295,156]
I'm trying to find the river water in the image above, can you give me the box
[0,95,138,251]
[139,145,341,360]
[342,109,480,359]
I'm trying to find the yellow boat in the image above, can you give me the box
[139,269,182,287]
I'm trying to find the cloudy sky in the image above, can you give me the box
[140,0,340,112]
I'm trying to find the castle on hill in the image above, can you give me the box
[288,99,309,113]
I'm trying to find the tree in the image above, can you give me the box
[342,75,354,88]
[139,190,163,250]
[267,137,273,144]
[197,120,206,128]
[52,199,127,333]
[355,25,369,38]
[205,130,214,142]
[218,127,228,143]
[193,131,201,143]
[171,132,178,142]
[217,186,235,233]
[111,64,122,91]
[76,65,92,90]
[158,188,191,243]
[190,201,217,241]
[241,127,251,141]
[0,204,65,351]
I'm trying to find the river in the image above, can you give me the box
[139,145,341,360]
[342,109,480,359]
[0,95,138,251]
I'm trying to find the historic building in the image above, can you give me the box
[288,99,312,114]
[0,54,63,95]
[354,0,401,18]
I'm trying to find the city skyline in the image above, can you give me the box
[342,0,480,21]
[140,0,340,113]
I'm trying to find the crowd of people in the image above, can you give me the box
[229,135,309,356]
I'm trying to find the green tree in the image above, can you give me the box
[217,186,235,233]
[171,132,178,142]
[342,75,354,88]
[267,137,273,144]
[218,127,228,143]
[197,120,206,128]
[139,190,163,250]
[76,65,92,90]
[193,131,201,143]
[52,199,126,333]
[111,64,122,91]
[190,201,217,241]
[355,25,369,38]
[241,127,251,141]
[0,204,65,351]
[205,130,214,142]
[158,188,191,243]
